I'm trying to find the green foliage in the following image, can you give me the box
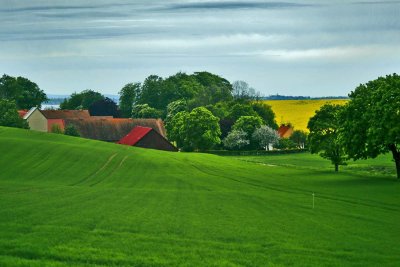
[252,125,280,151]
[228,103,258,121]
[119,82,141,118]
[274,138,297,150]
[223,130,249,150]
[191,72,233,106]
[232,115,263,139]
[132,104,163,119]
[341,73,400,178]
[251,101,278,129]
[0,74,47,109]
[64,125,80,137]
[167,107,221,151]
[60,90,104,110]
[290,130,308,149]
[165,99,188,124]
[89,97,120,117]
[0,99,29,129]
[307,104,346,172]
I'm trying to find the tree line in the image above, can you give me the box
[307,73,400,179]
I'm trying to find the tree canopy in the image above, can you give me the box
[167,107,221,151]
[341,73,400,179]
[118,82,141,118]
[0,74,47,109]
[307,104,346,172]
[89,97,120,117]
[60,90,104,110]
[0,99,29,129]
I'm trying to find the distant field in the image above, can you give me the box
[0,127,399,266]
[264,99,348,131]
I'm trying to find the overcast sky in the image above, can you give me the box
[1,0,399,96]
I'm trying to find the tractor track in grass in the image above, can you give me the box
[89,155,129,187]
[70,153,117,186]
[187,162,400,212]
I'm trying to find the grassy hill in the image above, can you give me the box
[0,127,399,266]
[264,99,348,131]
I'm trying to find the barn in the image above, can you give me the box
[118,126,178,152]
[23,107,90,132]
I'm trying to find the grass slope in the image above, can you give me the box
[0,127,399,266]
[264,99,348,131]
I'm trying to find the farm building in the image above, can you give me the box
[23,107,91,132]
[118,126,178,152]
[64,118,167,142]
[278,124,294,138]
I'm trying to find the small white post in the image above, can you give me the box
[312,192,315,209]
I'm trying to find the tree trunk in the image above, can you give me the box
[335,163,339,172]
[389,144,400,179]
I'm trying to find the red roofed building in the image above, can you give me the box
[278,124,294,138]
[18,110,28,118]
[118,126,178,152]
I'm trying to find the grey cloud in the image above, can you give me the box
[163,1,316,11]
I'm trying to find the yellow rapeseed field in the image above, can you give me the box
[264,99,348,132]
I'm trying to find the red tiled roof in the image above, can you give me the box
[18,110,28,118]
[118,126,153,146]
[278,125,291,138]
[40,110,91,119]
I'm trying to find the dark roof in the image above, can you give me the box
[40,110,91,119]
[118,126,153,146]
[64,118,166,142]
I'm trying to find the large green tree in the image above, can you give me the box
[0,74,47,109]
[307,104,346,172]
[251,102,278,129]
[89,97,120,117]
[60,90,104,110]
[167,107,221,151]
[0,99,29,129]
[341,73,400,179]
[119,82,141,118]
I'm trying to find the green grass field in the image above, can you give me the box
[0,127,399,266]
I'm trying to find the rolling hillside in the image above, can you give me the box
[0,127,399,266]
[265,99,348,131]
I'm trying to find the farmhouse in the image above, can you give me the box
[278,124,294,138]
[118,126,178,152]
[64,118,167,142]
[23,107,91,132]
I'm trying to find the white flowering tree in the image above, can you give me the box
[252,125,280,151]
[223,130,249,150]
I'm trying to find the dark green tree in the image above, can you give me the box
[119,82,141,118]
[307,104,346,172]
[192,72,233,105]
[0,74,47,109]
[0,99,29,128]
[89,97,120,117]
[251,102,278,129]
[290,130,308,149]
[341,73,400,179]
[137,75,164,110]
[228,103,258,122]
[60,90,104,110]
